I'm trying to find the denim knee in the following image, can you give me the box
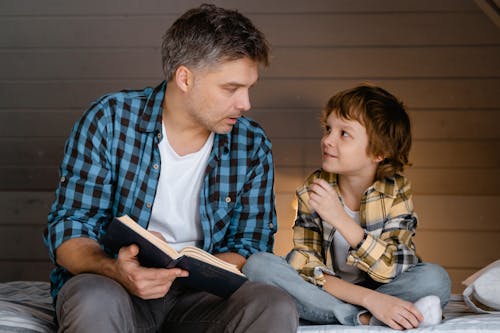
[418,263,451,306]
[243,252,282,282]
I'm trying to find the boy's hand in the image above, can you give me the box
[308,178,347,227]
[364,291,424,330]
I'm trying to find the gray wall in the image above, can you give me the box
[1,0,499,293]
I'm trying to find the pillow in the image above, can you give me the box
[462,259,500,313]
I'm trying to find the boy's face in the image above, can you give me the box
[321,112,381,178]
[183,57,258,134]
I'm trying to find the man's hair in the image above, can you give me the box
[321,84,412,180]
[161,4,270,81]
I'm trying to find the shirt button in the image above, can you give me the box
[153,164,159,170]
[146,203,152,208]
[269,222,274,229]
[60,176,66,182]
[225,196,231,203]
[157,133,161,139]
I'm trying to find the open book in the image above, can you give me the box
[102,215,247,298]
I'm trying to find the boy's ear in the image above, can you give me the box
[174,65,192,93]
[373,155,384,163]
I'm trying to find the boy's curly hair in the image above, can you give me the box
[321,84,412,180]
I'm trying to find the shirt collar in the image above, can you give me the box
[372,176,397,198]
[137,81,166,133]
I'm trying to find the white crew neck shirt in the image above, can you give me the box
[148,122,214,251]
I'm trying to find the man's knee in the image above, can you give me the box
[56,274,134,331]
[234,281,299,331]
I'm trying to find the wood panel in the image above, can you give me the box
[0,261,53,282]
[0,225,47,260]
[414,231,499,268]
[0,191,54,225]
[2,46,499,80]
[1,79,499,109]
[0,0,479,15]
[2,13,498,48]
[414,195,500,231]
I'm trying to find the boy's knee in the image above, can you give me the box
[243,252,279,281]
[419,263,451,306]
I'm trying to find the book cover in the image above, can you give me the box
[102,215,248,298]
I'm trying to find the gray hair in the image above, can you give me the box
[161,4,270,81]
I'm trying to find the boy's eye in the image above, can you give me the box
[323,126,331,134]
[341,130,349,137]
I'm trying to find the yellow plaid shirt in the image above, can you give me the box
[287,169,420,286]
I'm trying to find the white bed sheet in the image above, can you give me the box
[1,281,499,333]
[299,295,500,333]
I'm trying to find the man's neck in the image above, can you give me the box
[162,84,211,156]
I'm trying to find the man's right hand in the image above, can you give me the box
[115,244,189,299]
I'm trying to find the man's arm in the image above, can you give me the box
[56,237,188,299]
[214,252,246,270]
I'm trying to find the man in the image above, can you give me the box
[44,4,299,332]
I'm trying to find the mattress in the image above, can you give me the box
[0,281,499,332]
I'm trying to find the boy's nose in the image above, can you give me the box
[323,133,336,147]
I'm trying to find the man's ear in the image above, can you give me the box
[174,65,192,93]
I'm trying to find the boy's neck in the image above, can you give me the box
[337,173,376,211]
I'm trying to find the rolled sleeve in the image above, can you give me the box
[44,102,113,263]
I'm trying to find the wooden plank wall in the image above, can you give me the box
[0,0,499,294]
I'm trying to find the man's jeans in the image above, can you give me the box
[55,273,299,333]
[243,252,451,325]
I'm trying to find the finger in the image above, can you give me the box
[402,309,421,328]
[407,304,424,322]
[119,244,139,259]
[387,319,404,331]
[395,313,414,330]
[312,178,334,191]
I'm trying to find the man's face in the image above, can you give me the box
[184,57,259,134]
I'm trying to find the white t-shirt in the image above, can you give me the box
[148,122,214,251]
[332,206,365,284]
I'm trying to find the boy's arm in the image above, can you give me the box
[287,177,335,287]
[323,275,423,330]
[348,177,419,283]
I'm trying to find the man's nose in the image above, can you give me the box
[236,90,251,112]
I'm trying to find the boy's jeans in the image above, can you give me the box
[243,252,451,325]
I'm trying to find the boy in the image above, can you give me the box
[244,84,451,330]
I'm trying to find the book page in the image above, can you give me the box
[179,247,245,276]
[116,215,180,260]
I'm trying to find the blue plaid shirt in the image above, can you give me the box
[44,81,277,298]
